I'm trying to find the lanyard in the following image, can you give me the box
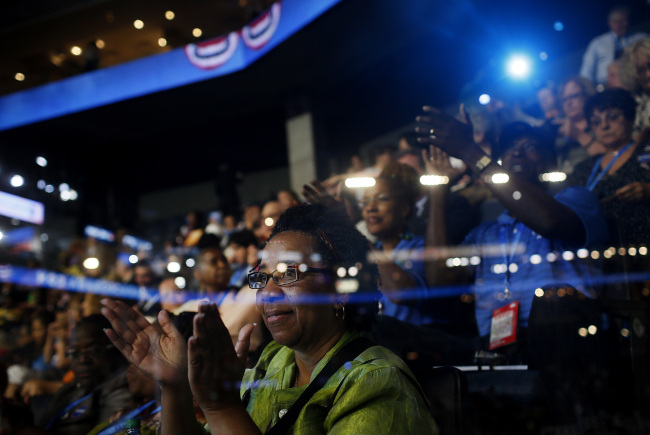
[586,141,633,191]
[45,392,93,430]
[499,221,523,299]
[96,400,161,435]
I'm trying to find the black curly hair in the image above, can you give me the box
[267,204,381,332]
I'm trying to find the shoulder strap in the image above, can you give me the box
[265,337,374,435]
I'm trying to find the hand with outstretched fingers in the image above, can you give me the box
[415,104,476,161]
[302,179,347,214]
[422,145,463,184]
[101,298,187,387]
[187,302,256,413]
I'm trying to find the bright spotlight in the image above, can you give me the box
[129,255,139,264]
[83,257,100,270]
[506,55,532,79]
[36,156,48,167]
[133,20,144,29]
[479,94,491,105]
[345,177,375,188]
[59,183,69,192]
[10,175,24,187]
[167,261,181,273]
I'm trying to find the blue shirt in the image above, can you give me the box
[580,31,647,85]
[376,234,435,325]
[462,186,608,336]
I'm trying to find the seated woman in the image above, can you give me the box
[570,88,650,295]
[360,162,444,328]
[552,76,605,173]
[101,204,437,434]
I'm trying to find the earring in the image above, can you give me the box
[335,304,346,321]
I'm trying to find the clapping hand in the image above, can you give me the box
[415,104,475,160]
[422,145,463,185]
[101,298,187,388]
[187,302,255,412]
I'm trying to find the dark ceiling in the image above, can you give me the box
[0,0,647,229]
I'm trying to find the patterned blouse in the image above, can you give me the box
[570,143,650,247]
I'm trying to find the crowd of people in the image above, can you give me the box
[1,5,650,434]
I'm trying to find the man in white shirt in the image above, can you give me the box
[580,6,646,86]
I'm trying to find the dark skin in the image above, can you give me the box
[416,105,587,285]
[302,180,417,305]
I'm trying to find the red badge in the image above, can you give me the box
[489,301,519,350]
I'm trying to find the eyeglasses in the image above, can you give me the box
[248,264,331,289]
[590,110,624,128]
[561,92,585,105]
[359,193,392,209]
[65,344,114,360]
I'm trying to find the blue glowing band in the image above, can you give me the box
[0,0,342,131]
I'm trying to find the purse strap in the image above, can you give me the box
[265,337,375,435]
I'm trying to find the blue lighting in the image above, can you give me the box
[553,21,564,31]
[506,55,532,80]
[479,94,491,105]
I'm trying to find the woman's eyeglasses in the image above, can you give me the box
[589,110,624,128]
[249,264,330,289]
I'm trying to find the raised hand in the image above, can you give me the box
[415,104,476,160]
[302,179,347,214]
[422,145,463,184]
[101,298,187,387]
[187,303,254,412]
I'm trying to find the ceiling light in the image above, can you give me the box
[192,28,202,38]
[134,20,144,29]
[71,46,82,56]
[15,73,25,81]
[165,10,175,20]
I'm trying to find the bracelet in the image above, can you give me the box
[473,155,492,174]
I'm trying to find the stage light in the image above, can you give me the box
[134,20,144,29]
[175,276,186,288]
[193,28,202,38]
[165,10,175,20]
[36,156,48,167]
[96,39,105,49]
[158,38,167,47]
[10,175,24,187]
[129,255,139,264]
[167,261,181,273]
[345,177,375,188]
[479,94,491,105]
[420,175,448,186]
[506,55,532,80]
[186,258,195,267]
[83,257,100,270]
[15,73,25,81]
[71,46,82,56]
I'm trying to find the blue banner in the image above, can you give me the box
[0,0,343,131]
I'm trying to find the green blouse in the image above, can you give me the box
[240,330,439,434]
